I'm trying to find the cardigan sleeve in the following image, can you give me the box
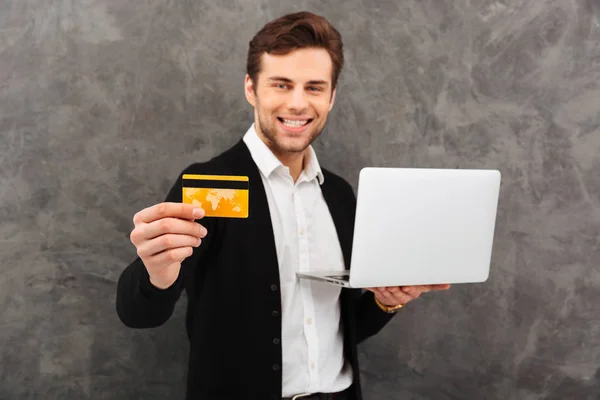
[353,289,397,344]
[115,163,216,329]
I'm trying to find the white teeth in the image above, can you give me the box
[282,119,308,128]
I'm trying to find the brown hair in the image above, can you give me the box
[246,11,344,92]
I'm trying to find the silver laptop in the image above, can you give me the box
[296,167,501,288]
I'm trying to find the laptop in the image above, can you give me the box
[296,167,501,288]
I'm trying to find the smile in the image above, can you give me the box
[277,117,313,129]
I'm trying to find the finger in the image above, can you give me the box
[144,246,194,268]
[401,285,427,294]
[180,204,206,222]
[432,284,451,290]
[137,234,202,258]
[418,285,431,293]
[142,218,207,240]
[373,287,411,304]
[134,202,205,225]
[401,286,417,296]
[400,286,422,301]
[423,284,451,291]
[391,290,415,304]
[386,287,408,300]
[377,287,407,305]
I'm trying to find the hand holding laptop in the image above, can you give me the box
[367,284,451,307]
[298,167,501,290]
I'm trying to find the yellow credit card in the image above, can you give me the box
[181,174,249,218]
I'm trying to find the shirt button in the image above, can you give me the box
[270,284,278,291]
[272,310,279,317]
[306,317,312,325]
[311,363,315,370]
[272,364,280,371]
[299,228,304,235]
[273,338,280,344]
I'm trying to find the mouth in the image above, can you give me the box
[277,117,314,132]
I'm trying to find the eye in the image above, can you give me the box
[276,83,288,89]
[308,86,321,92]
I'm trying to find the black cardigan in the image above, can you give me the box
[116,139,396,400]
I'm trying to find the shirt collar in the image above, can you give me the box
[242,123,325,185]
[302,144,325,184]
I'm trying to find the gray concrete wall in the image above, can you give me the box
[1,1,599,399]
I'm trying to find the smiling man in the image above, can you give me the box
[245,47,335,182]
[116,11,449,400]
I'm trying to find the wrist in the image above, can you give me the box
[374,296,404,313]
[149,276,172,290]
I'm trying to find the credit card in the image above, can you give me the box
[181,174,249,218]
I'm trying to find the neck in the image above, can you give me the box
[254,122,308,183]
[273,149,306,183]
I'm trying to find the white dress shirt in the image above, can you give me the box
[242,124,354,396]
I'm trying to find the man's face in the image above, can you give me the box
[244,48,336,158]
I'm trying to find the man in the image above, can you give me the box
[116,11,450,400]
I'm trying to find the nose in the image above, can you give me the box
[287,86,309,112]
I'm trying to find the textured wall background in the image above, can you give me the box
[1,0,599,399]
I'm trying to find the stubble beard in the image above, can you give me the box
[255,99,325,157]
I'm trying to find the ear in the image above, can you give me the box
[244,74,256,107]
[328,88,337,111]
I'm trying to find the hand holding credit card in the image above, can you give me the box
[182,174,249,218]
[130,202,207,290]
